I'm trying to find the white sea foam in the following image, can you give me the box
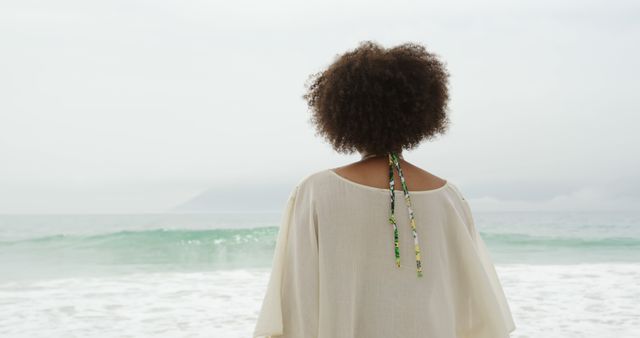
[1,264,639,337]
[500,263,640,338]
[0,269,269,337]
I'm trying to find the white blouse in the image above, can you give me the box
[253,168,516,338]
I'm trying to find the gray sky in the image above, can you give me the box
[1,0,638,213]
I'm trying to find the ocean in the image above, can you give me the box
[0,211,639,337]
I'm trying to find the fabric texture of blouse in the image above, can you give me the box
[253,167,516,338]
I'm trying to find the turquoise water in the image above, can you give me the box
[0,211,639,280]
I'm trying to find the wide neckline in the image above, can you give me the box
[327,168,449,194]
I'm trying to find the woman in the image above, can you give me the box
[253,41,516,338]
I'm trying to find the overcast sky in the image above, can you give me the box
[1,0,638,213]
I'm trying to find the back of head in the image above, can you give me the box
[303,40,451,155]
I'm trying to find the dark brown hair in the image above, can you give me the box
[303,40,451,155]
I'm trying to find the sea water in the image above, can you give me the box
[0,211,639,337]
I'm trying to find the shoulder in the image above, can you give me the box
[293,168,334,193]
[446,181,466,200]
[286,168,346,203]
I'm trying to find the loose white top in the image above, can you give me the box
[253,169,516,338]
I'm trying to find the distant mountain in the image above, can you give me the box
[172,181,294,213]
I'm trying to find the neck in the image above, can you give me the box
[360,151,403,161]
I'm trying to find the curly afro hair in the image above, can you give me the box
[303,40,451,155]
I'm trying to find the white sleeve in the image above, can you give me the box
[448,183,516,337]
[253,184,320,338]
